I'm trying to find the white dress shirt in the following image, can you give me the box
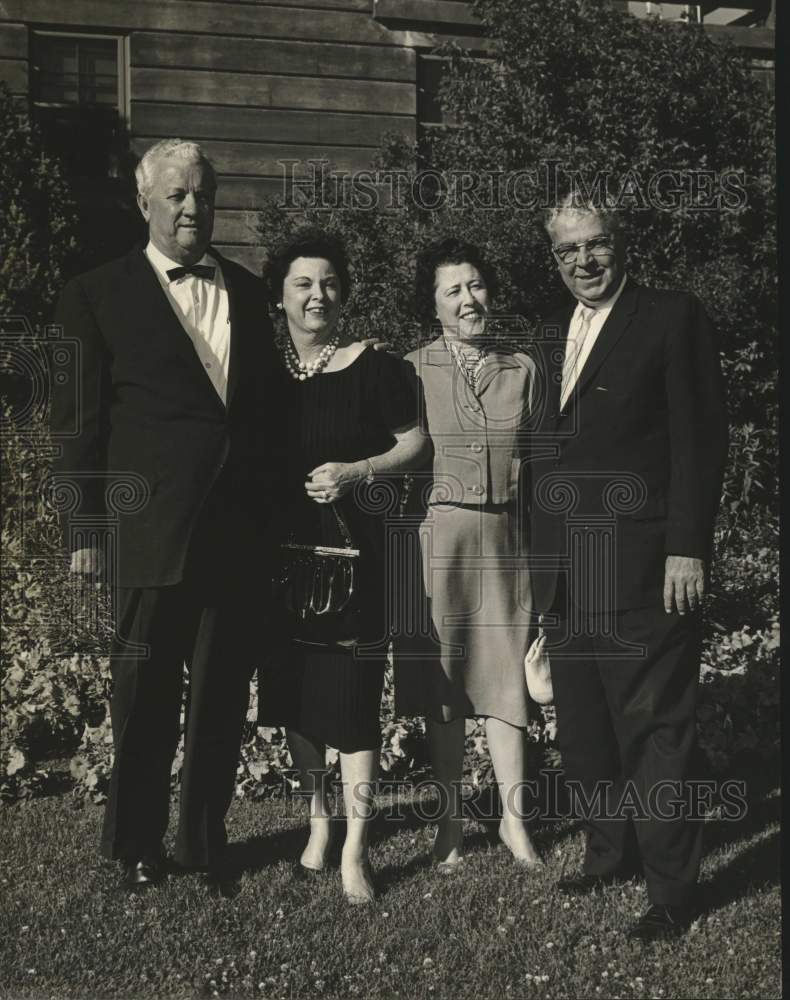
[144,242,231,405]
[560,274,628,410]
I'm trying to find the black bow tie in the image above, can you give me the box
[166,264,216,282]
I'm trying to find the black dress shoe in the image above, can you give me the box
[122,852,167,890]
[556,872,622,895]
[627,903,692,941]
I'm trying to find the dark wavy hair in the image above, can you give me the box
[414,237,499,328]
[264,227,351,308]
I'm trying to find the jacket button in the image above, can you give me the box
[467,485,483,494]
[470,442,483,453]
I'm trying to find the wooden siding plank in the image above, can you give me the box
[132,67,415,115]
[132,136,378,175]
[0,23,27,60]
[0,58,28,93]
[373,0,477,27]
[703,24,775,50]
[212,209,262,244]
[214,244,266,274]
[131,32,415,82]
[385,28,488,50]
[2,1,397,47]
[178,0,371,11]
[213,175,405,211]
[132,102,416,147]
[215,175,288,208]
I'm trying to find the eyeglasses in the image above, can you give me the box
[551,236,616,266]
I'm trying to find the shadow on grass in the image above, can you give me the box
[221,757,780,903]
[697,764,781,916]
[700,827,780,917]
[222,825,306,877]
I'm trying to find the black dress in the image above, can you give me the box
[258,347,418,752]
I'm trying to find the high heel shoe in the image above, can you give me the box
[497,821,544,870]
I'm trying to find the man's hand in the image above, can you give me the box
[70,546,104,577]
[358,337,393,352]
[663,555,705,615]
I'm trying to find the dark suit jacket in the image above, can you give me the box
[529,279,728,614]
[49,245,289,589]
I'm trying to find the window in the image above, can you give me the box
[30,31,129,180]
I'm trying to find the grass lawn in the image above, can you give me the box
[0,779,780,1000]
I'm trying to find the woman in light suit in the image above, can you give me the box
[395,237,543,870]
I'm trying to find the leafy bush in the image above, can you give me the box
[0,83,80,331]
[1,1,777,801]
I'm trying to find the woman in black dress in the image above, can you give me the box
[259,229,428,904]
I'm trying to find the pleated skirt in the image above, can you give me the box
[394,502,533,727]
[258,639,386,754]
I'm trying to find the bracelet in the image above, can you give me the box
[365,459,376,484]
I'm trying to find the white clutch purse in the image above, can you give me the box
[524,617,553,705]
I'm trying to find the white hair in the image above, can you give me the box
[135,139,215,197]
[543,191,623,238]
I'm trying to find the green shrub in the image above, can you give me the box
[1,1,777,801]
[0,83,80,331]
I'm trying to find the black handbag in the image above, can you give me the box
[275,503,364,650]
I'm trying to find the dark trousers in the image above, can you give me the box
[100,577,258,868]
[550,605,703,907]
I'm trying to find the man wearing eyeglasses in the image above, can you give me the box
[530,194,728,941]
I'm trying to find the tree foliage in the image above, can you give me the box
[430,0,776,493]
[0,83,80,329]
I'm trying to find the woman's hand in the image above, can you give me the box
[306,461,366,504]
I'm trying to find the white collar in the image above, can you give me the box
[144,241,215,281]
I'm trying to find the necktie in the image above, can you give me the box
[166,264,216,282]
[560,306,594,408]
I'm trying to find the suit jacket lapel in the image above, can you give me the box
[212,248,243,410]
[556,280,639,421]
[572,280,639,403]
[129,246,227,414]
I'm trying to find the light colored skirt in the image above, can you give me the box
[393,502,533,727]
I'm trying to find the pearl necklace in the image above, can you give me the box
[282,333,341,381]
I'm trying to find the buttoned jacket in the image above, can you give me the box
[530,280,728,613]
[405,336,536,506]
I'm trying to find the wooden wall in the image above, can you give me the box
[0,0,775,272]
[0,0,443,272]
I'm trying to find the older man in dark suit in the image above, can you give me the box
[530,195,728,940]
[50,139,287,888]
